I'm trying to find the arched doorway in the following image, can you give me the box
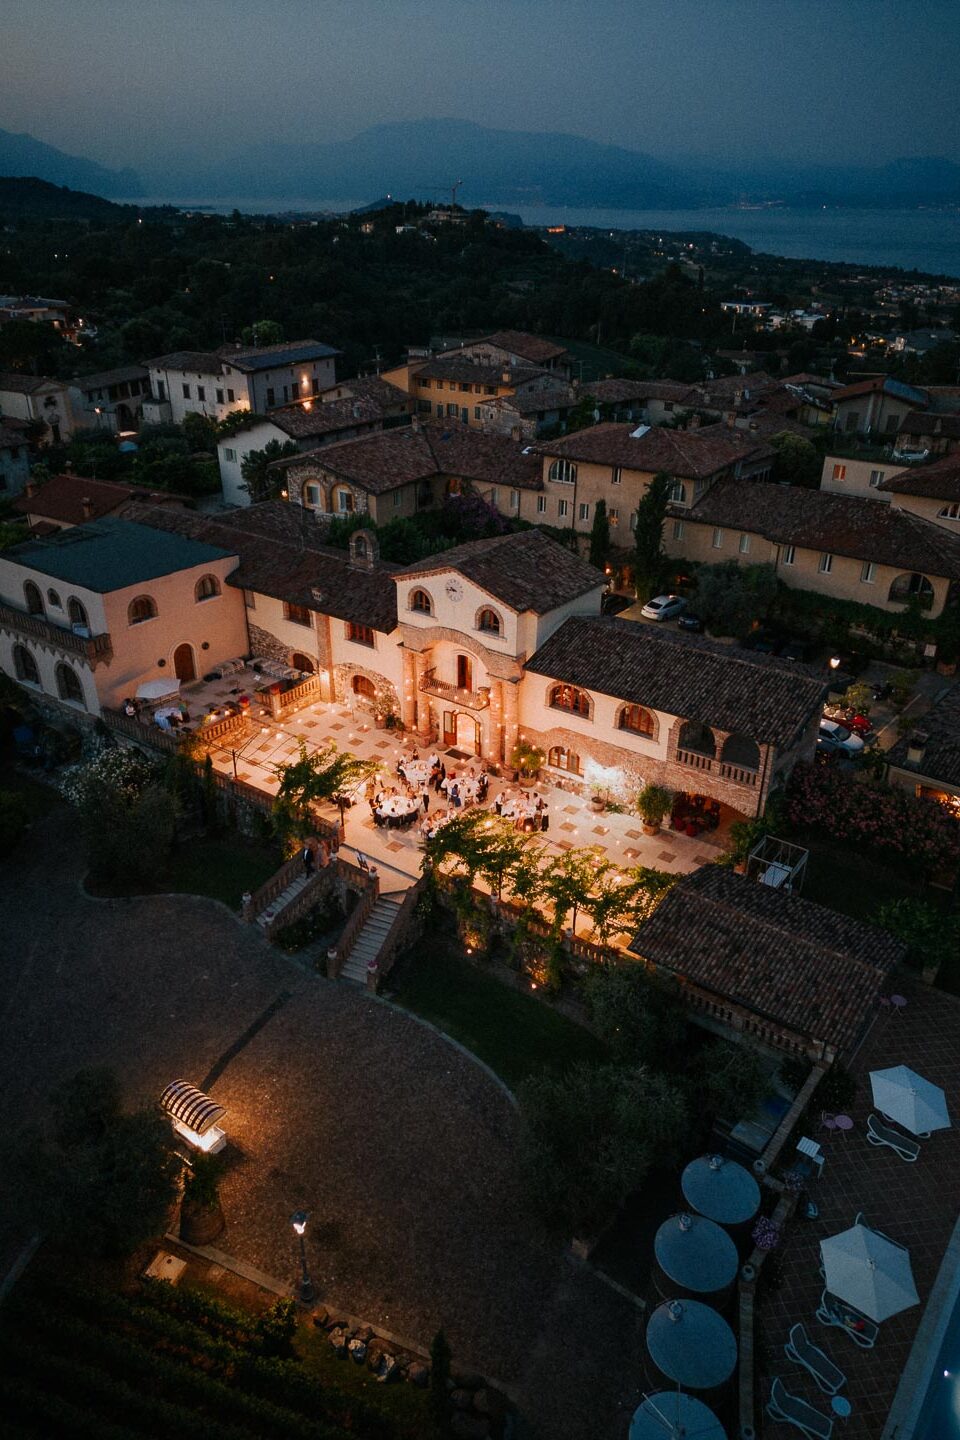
[442,710,480,755]
[456,654,474,691]
[352,674,376,700]
[291,652,315,674]
[173,643,196,683]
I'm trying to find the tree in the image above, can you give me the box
[241,319,284,347]
[79,779,177,887]
[579,865,673,945]
[589,496,610,570]
[273,740,375,839]
[769,432,821,488]
[841,680,873,715]
[11,1066,179,1258]
[695,560,779,639]
[518,1061,689,1234]
[240,439,298,503]
[876,897,960,982]
[181,411,218,454]
[689,1039,771,1123]
[633,471,671,602]
[542,846,608,937]
[585,963,687,1066]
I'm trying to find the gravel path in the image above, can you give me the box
[0,795,642,1438]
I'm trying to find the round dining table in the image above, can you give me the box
[377,795,420,820]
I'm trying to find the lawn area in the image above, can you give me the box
[163,833,282,909]
[394,923,607,1090]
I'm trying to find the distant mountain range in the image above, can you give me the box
[0,176,133,220]
[5,118,960,212]
[0,126,139,196]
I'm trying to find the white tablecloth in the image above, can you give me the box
[500,797,537,821]
[400,760,430,787]
[378,795,420,819]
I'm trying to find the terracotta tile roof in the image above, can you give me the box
[887,685,960,789]
[145,350,224,373]
[690,372,779,404]
[319,375,410,406]
[125,500,399,631]
[219,339,340,370]
[534,422,769,480]
[481,330,568,364]
[0,371,61,394]
[683,477,960,578]
[276,421,541,492]
[879,453,960,501]
[525,615,826,744]
[401,529,604,614]
[415,357,549,386]
[898,411,960,441]
[492,382,578,416]
[12,474,183,525]
[628,865,904,1053]
[266,395,408,441]
[74,364,149,391]
[832,375,929,405]
[589,379,694,405]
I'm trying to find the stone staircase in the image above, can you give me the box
[255,873,312,931]
[338,891,406,985]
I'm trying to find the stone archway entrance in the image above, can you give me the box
[173,643,196,683]
[442,710,480,755]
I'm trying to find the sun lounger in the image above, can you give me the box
[866,1114,920,1162]
[766,1377,834,1439]
[784,1323,846,1395]
[815,1290,878,1349]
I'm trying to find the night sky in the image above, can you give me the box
[3,0,960,169]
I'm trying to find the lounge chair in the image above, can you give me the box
[815,1290,878,1349]
[766,1377,833,1439]
[866,1114,920,1162]
[784,1323,846,1395]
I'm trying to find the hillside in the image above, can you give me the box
[0,126,139,196]
[0,176,134,221]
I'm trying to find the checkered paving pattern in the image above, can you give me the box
[758,980,960,1439]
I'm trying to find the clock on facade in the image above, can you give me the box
[445,578,464,603]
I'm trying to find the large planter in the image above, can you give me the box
[180,1198,225,1245]
[591,796,606,813]
[641,819,659,835]
[517,770,540,790]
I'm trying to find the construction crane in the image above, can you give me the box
[421,180,466,207]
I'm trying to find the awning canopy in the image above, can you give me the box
[137,678,181,701]
[160,1080,226,1136]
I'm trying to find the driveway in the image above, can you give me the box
[0,792,643,1439]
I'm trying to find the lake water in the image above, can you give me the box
[124,196,960,277]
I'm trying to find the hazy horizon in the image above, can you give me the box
[2,0,960,175]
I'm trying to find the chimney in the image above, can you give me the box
[510,425,523,442]
[24,477,37,498]
[81,496,94,520]
[905,730,928,769]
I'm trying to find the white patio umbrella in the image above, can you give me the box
[820,1222,919,1322]
[870,1065,951,1136]
[136,678,181,702]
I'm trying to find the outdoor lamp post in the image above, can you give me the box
[291,1210,314,1303]
[829,655,841,671]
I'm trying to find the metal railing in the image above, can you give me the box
[419,668,490,710]
[0,601,113,666]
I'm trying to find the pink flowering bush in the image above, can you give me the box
[752,1215,782,1250]
[786,762,960,876]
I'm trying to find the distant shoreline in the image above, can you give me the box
[122,197,960,277]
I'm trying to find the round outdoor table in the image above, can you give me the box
[654,1213,739,1296]
[890,994,908,1015]
[629,1392,726,1440]
[834,1114,855,1135]
[832,1395,852,1418]
[645,1299,737,1391]
[681,1154,761,1226]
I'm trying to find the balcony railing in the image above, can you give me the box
[676,747,714,772]
[718,760,759,787]
[0,602,113,667]
[676,746,760,789]
[419,668,490,710]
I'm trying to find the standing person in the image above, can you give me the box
[451,783,462,809]
[540,803,549,833]
[302,842,315,876]
[422,785,430,814]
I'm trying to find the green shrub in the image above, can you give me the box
[0,789,29,857]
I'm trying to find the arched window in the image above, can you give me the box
[938,502,960,520]
[194,574,220,602]
[410,588,432,614]
[47,588,62,609]
[548,458,577,484]
[477,607,501,635]
[128,595,157,625]
[888,572,934,605]
[619,704,655,737]
[68,597,88,629]
[678,720,716,757]
[667,480,687,506]
[721,733,760,770]
[24,581,43,616]
[548,745,581,775]
[549,683,590,716]
[13,644,39,684]
[56,663,85,707]
[352,674,376,699]
[290,652,314,673]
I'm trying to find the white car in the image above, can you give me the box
[817,719,865,758]
[641,594,686,621]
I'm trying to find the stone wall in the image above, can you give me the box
[248,622,294,667]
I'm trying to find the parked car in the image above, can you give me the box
[641,594,686,621]
[677,611,704,633]
[817,719,866,758]
[602,591,633,616]
[823,705,873,739]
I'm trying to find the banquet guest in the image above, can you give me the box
[541,805,550,832]
[493,793,502,815]
[422,786,430,813]
[451,784,462,808]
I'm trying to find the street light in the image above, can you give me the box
[829,655,841,670]
[291,1210,314,1303]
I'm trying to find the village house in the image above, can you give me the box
[382,355,557,429]
[665,476,960,617]
[273,420,540,524]
[588,378,694,426]
[216,375,411,505]
[894,408,960,459]
[528,422,773,542]
[74,364,151,433]
[820,453,898,500]
[0,421,30,497]
[12,473,184,536]
[831,375,928,437]
[886,687,960,822]
[143,339,340,426]
[0,371,87,444]
[473,377,579,439]
[876,453,960,531]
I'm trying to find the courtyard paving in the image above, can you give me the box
[0,796,645,1439]
[757,978,960,1440]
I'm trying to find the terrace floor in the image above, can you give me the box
[757,978,960,1439]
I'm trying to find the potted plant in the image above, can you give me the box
[510,740,544,788]
[590,786,610,813]
[179,1153,225,1244]
[372,699,391,729]
[637,783,673,835]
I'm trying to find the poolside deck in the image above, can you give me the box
[757,977,960,1439]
